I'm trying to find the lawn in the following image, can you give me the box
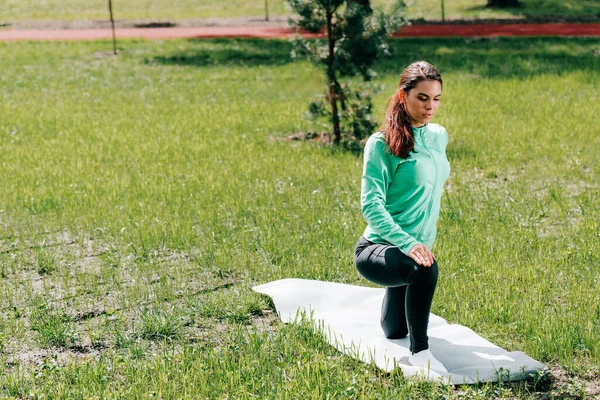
[0,36,598,397]
[1,0,599,22]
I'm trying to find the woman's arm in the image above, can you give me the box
[361,137,419,255]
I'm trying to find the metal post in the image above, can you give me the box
[441,0,445,22]
[109,0,117,55]
[265,0,269,22]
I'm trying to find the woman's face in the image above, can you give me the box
[403,79,442,127]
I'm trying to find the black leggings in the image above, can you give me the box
[354,236,438,354]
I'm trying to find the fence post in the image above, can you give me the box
[441,0,445,21]
[108,0,117,55]
[265,0,269,21]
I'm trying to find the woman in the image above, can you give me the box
[354,61,450,371]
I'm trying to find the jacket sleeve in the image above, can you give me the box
[360,137,419,255]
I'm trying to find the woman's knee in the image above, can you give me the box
[416,259,438,287]
[382,323,409,339]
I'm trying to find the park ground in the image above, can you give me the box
[0,1,599,398]
[1,0,600,23]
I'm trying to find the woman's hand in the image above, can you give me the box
[408,244,435,267]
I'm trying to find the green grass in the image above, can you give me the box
[35,248,57,275]
[1,0,599,22]
[139,306,187,341]
[0,36,598,397]
[29,299,80,347]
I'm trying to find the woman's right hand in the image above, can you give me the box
[408,244,435,267]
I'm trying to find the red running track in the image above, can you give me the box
[0,23,599,41]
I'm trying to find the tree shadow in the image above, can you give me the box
[481,0,600,20]
[146,38,295,68]
[446,144,478,163]
[144,36,598,155]
[465,5,491,12]
[148,37,599,79]
[375,37,600,79]
[463,0,600,21]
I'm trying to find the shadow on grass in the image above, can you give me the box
[148,37,600,80]
[146,38,295,68]
[446,144,478,163]
[465,4,491,12]
[376,37,600,79]
[474,0,600,20]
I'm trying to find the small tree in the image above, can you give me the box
[287,0,405,146]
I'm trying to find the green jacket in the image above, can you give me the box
[360,123,450,255]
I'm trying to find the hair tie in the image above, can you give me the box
[397,89,404,101]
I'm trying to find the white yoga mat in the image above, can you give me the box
[253,278,546,384]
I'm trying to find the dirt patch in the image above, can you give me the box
[89,51,118,59]
[0,229,75,256]
[73,307,109,323]
[252,309,282,334]
[546,363,600,398]
[585,375,600,397]
[283,132,334,145]
[8,345,102,368]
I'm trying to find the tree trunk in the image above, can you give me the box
[487,0,519,7]
[325,7,341,143]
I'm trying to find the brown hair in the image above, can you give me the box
[383,61,442,158]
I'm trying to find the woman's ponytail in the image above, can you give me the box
[384,90,415,159]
